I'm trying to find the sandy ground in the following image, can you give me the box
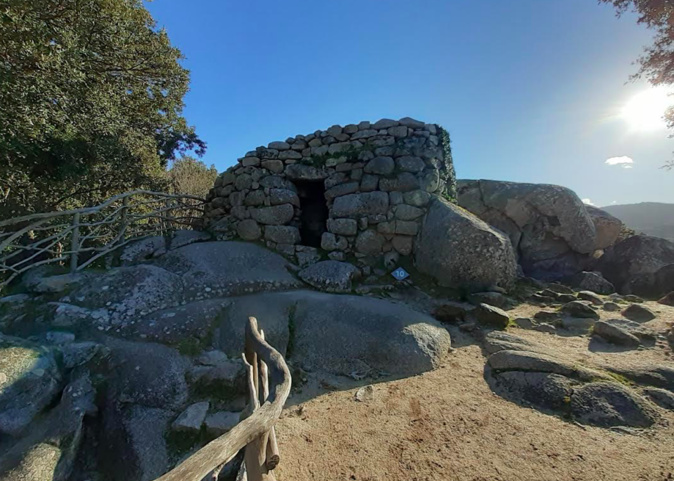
[273,300,674,481]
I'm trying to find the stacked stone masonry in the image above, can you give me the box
[204,117,457,266]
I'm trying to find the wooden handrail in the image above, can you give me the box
[154,317,292,481]
[0,190,205,228]
[0,190,205,290]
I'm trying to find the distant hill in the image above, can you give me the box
[601,202,674,242]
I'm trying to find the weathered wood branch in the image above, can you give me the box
[0,190,205,228]
[153,317,291,481]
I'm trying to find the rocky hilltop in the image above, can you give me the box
[0,118,673,481]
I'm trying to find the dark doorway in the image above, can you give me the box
[295,180,328,247]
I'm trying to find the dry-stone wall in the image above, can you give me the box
[204,117,456,266]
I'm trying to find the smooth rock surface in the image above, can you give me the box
[298,261,359,293]
[155,242,302,300]
[415,198,517,291]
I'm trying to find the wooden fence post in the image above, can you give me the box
[70,212,80,273]
[120,196,129,238]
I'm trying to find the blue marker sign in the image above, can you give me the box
[391,267,410,281]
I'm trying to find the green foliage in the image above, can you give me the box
[599,1,674,167]
[0,0,205,218]
[167,156,218,199]
[176,337,203,357]
[437,126,457,201]
[300,142,370,168]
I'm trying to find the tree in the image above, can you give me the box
[167,156,218,199]
[599,0,674,167]
[0,0,206,218]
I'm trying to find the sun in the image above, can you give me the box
[620,86,673,132]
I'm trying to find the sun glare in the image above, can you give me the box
[620,87,673,132]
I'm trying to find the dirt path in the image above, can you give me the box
[274,303,674,481]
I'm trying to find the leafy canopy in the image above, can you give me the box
[0,0,206,217]
[599,0,674,166]
[167,156,218,199]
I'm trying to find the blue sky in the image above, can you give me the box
[146,0,673,207]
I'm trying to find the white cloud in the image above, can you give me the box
[582,198,595,206]
[605,156,634,168]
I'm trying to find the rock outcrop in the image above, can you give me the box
[487,349,659,428]
[0,335,62,437]
[457,179,607,280]
[597,234,674,298]
[415,197,517,291]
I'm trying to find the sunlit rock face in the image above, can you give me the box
[202,118,456,267]
[456,179,622,281]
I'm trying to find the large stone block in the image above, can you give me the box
[250,204,294,225]
[332,192,389,218]
[415,198,517,291]
[264,225,301,244]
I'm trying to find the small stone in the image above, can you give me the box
[236,219,261,240]
[433,302,470,323]
[364,156,394,175]
[399,117,425,129]
[391,236,413,255]
[355,385,374,402]
[560,301,600,319]
[360,174,379,192]
[241,156,260,167]
[264,226,301,244]
[389,191,403,205]
[269,188,299,206]
[644,388,674,410]
[396,156,425,173]
[321,232,348,251]
[622,304,656,323]
[172,402,209,433]
[388,126,408,138]
[328,251,346,261]
[603,302,621,312]
[593,321,641,347]
[373,119,399,130]
[244,190,265,206]
[394,204,424,221]
[234,174,253,191]
[250,204,294,225]
[296,248,321,267]
[298,260,359,293]
[403,190,431,207]
[534,310,560,322]
[577,291,603,305]
[547,283,575,295]
[327,218,358,236]
[658,291,674,306]
[534,323,557,334]
[325,182,359,201]
[262,160,284,173]
[514,317,535,329]
[474,303,510,328]
[268,141,290,150]
[355,230,386,255]
[45,331,75,344]
[394,220,418,236]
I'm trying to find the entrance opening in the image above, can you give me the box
[295,180,328,247]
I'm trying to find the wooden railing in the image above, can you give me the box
[156,316,292,481]
[0,190,205,289]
